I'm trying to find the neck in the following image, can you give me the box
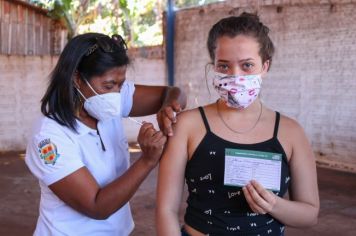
[218,98,262,115]
[216,98,263,134]
[77,107,97,130]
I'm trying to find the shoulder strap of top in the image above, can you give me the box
[198,107,211,132]
[273,112,280,138]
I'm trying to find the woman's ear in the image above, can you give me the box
[261,60,270,75]
[73,71,82,89]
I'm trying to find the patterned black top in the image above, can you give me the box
[184,107,290,236]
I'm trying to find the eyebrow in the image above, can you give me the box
[216,58,255,64]
[216,59,229,63]
[239,58,255,63]
[103,80,116,84]
[103,77,126,83]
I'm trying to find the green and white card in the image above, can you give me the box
[224,148,282,191]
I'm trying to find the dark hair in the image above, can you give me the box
[41,33,129,131]
[207,12,274,68]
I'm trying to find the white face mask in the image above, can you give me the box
[213,72,262,109]
[76,80,121,121]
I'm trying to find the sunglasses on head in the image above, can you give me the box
[85,34,127,56]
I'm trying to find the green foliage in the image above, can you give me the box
[175,0,224,8]
[29,0,224,46]
[30,0,164,47]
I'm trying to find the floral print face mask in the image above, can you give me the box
[213,72,262,109]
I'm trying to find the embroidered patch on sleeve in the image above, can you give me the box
[38,138,60,165]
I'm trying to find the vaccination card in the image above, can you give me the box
[224,148,282,191]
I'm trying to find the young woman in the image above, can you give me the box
[25,33,186,235]
[157,13,319,236]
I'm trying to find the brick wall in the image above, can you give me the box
[0,46,165,151]
[174,0,356,172]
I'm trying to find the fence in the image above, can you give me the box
[0,0,66,55]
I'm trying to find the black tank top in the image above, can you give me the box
[184,107,290,236]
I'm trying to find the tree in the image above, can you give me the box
[30,0,164,47]
[175,0,223,8]
[31,0,97,40]
[30,0,221,46]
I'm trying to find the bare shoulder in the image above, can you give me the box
[279,114,306,136]
[176,107,202,122]
[277,113,312,161]
[173,107,204,131]
[172,106,210,154]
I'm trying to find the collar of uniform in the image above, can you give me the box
[75,119,98,136]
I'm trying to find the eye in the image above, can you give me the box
[216,63,229,72]
[104,84,115,90]
[102,81,116,90]
[242,62,254,71]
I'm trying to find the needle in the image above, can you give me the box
[128,117,143,126]
[172,111,177,122]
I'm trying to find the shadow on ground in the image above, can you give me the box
[0,151,355,236]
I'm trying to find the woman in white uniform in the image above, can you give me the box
[25,33,186,236]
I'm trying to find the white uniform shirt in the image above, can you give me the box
[25,81,135,236]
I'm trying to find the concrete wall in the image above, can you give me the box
[0,46,166,151]
[124,46,166,142]
[0,55,54,151]
[174,0,356,172]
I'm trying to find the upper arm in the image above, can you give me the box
[25,122,84,186]
[283,118,319,208]
[130,85,167,117]
[25,121,102,219]
[157,111,192,213]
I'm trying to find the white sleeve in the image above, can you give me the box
[121,80,135,118]
[25,121,84,186]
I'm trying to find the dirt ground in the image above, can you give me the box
[0,150,356,236]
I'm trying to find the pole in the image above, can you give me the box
[166,0,175,86]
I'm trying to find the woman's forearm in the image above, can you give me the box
[88,157,156,219]
[156,209,182,236]
[270,197,319,227]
